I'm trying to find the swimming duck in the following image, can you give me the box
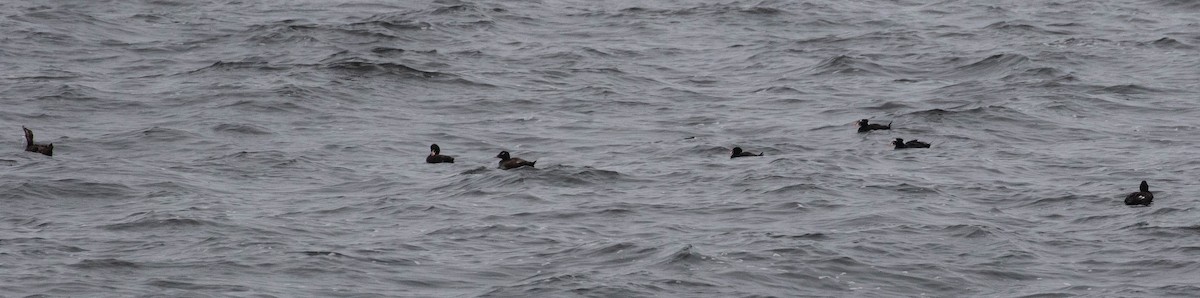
[426,144,454,163]
[22,126,53,156]
[857,119,892,133]
[892,138,930,149]
[1124,180,1153,206]
[730,147,763,158]
[496,151,536,170]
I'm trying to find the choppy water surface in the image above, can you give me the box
[3,0,1199,296]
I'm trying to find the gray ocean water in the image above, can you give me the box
[3,0,1199,296]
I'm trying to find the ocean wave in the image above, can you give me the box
[614,3,794,18]
[1145,37,1194,49]
[4,70,82,81]
[940,224,998,239]
[70,258,141,269]
[218,99,318,114]
[1000,66,1068,81]
[323,59,424,75]
[246,29,322,45]
[1093,84,1163,95]
[1149,0,1200,10]
[184,60,287,75]
[482,272,635,297]
[100,211,223,231]
[0,178,136,201]
[945,53,1031,78]
[0,237,87,255]
[763,182,829,195]
[34,84,102,102]
[425,223,532,236]
[651,244,717,268]
[355,13,435,30]
[1129,224,1200,238]
[808,55,900,76]
[112,127,203,143]
[188,151,347,182]
[273,83,322,99]
[10,28,80,46]
[369,46,438,56]
[145,279,253,292]
[984,21,1072,35]
[429,165,640,198]
[321,58,459,81]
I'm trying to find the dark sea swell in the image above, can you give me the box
[3,0,1200,296]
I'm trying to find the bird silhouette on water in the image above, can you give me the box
[857,119,892,133]
[730,147,763,158]
[1124,180,1153,206]
[426,144,455,163]
[23,126,53,156]
[496,151,536,170]
[891,138,930,149]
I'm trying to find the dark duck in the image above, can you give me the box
[891,138,930,149]
[496,151,536,170]
[730,147,763,158]
[856,119,892,133]
[1124,180,1153,206]
[425,144,454,163]
[22,126,53,156]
